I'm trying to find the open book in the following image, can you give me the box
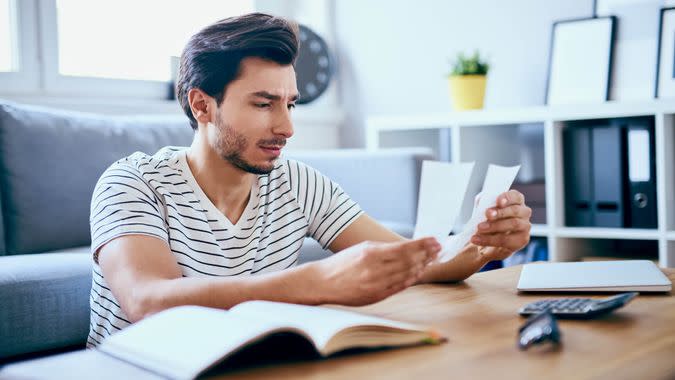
[98,300,445,379]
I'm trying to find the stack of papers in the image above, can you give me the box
[413,161,520,263]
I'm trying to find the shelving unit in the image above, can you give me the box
[366,100,675,268]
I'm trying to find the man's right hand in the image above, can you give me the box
[309,237,441,306]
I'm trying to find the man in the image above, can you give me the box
[87,13,531,347]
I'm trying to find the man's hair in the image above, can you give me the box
[176,13,299,130]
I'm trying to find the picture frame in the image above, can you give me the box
[545,16,616,106]
[655,7,675,99]
[595,0,662,101]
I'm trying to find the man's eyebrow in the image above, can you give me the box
[250,91,300,102]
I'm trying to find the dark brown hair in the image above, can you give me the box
[176,13,299,130]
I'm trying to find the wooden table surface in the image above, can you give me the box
[2,265,673,380]
[215,265,675,380]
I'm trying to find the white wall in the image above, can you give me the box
[334,0,595,147]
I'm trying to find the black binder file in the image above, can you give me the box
[563,118,657,228]
[564,126,593,227]
[619,118,657,228]
[592,126,626,228]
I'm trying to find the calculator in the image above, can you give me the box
[519,292,638,319]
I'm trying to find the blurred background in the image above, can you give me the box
[0,0,666,148]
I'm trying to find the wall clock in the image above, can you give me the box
[295,24,334,104]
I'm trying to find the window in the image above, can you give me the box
[55,0,253,82]
[0,0,17,72]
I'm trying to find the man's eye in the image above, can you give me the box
[255,103,271,108]
[287,103,296,110]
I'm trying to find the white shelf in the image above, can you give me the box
[530,224,549,237]
[555,227,660,240]
[367,107,548,130]
[366,99,675,268]
[366,99,675,133]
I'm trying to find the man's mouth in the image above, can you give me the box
[259,144,284,156]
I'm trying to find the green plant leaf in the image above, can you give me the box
[448,50,489,76]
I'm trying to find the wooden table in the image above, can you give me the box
[2,265,673,380]
[219,265,675,380]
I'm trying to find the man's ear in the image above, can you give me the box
[187,88,214,127]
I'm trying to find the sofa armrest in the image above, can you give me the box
[0,251,92,359]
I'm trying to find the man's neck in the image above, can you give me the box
[186,135,256,225]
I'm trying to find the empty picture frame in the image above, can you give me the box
[545,16,616,105]
[655,7,675,98]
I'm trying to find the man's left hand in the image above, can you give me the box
[470,190,532,262]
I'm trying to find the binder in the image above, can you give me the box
[563,118,657,228]
[563,125,593,227]
[615,118,657,228]
[592,125,626,228]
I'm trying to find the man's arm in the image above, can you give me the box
[99,233,440,322]
[328,190,532,283]
[98,235,321,322]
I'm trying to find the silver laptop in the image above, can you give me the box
[517,260,672,292]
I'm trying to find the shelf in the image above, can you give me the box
[547,100,669,121]
[366,99,675,268]
[530,224,549,237]
[367,107,547,131]
[555,227,660,240]
[366,99,675,132]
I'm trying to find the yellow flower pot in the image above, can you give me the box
[448,74,487,111]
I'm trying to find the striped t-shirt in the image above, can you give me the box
[87,147,363,347]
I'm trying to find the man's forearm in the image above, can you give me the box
[133,262,324,321]
[416,244,489,284]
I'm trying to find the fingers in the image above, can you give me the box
[477,216,531,235]
[362,238,439,291]
[471,230,530,252]
[479,246,514,262]
[381,252,429,281]
[380,265,424,298]
[485,204,532,222]
[495,190,525,208]
[380,265,421,289]
[355,238,441,301]
[374,237,440,264]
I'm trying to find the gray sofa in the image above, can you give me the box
[0,100,432,361]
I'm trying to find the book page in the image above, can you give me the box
[99,306,289,380]
[437,164,520,263]
[230,301,424,351]
[413,161,475,240]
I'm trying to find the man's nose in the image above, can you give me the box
[272,108,294,138]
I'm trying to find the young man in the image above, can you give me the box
[87,13,532,347]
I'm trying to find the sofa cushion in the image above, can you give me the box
[287,149,433,226]
[0,100,194,255]
[0,251,92,359]
[297,221,415,264]
[0,184,4,255]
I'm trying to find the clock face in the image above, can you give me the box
[295,24,333,105]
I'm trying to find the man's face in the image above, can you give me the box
[209,57,298,175]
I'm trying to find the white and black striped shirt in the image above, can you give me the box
[87,147,363,347]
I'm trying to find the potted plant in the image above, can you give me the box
[448,51,489,111]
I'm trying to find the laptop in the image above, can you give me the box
[517,260,672,292]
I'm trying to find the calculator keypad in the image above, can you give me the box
[522,298,594,314]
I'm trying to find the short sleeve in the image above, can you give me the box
[285,160,364,249]
[89,162,169,262]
